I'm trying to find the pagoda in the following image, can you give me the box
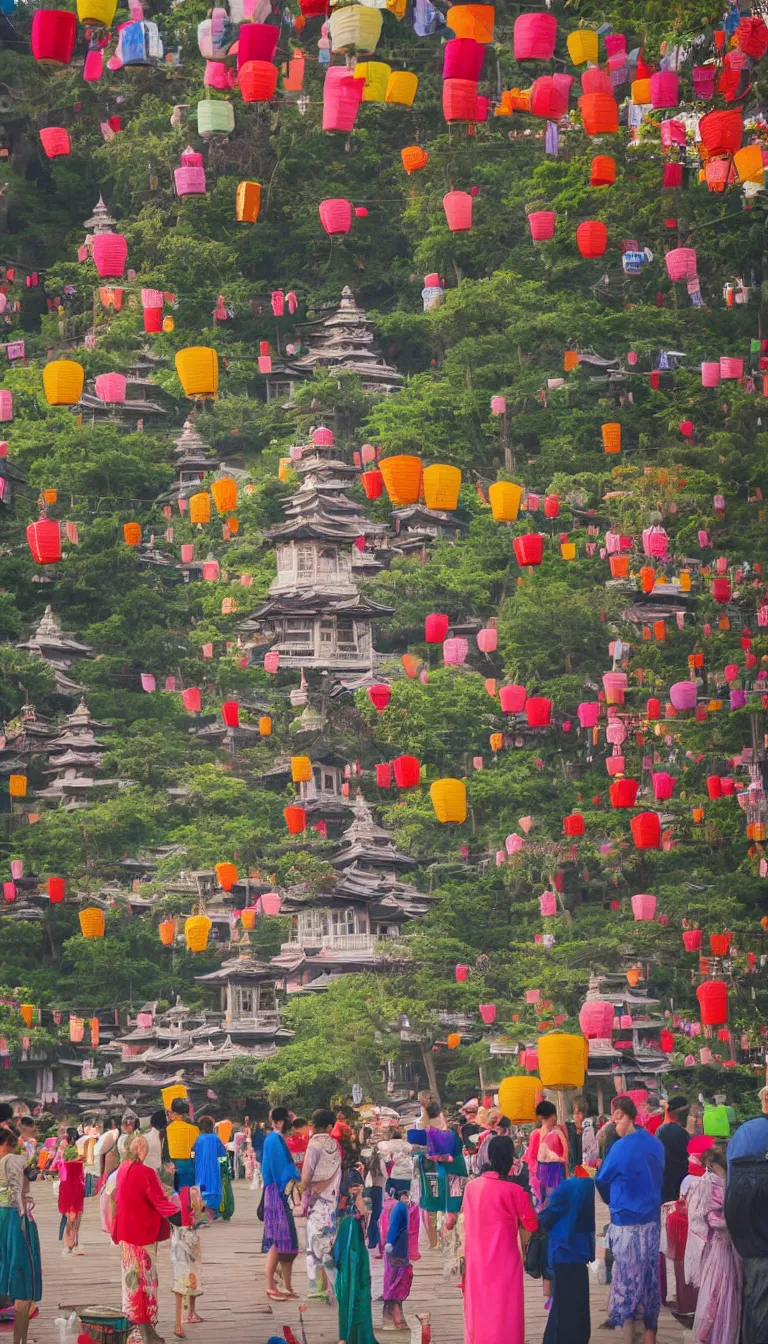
[583,968,672,1113]
[0,702,55,780]
[391,503,465,558]
[82,194,118,247]
[265,287,403,404]
[156,419,218,507]
[259,745,353,834]
[16,606,93,696]
[272,793,433,990]
[239,432,392,672]
[35,699,123,809]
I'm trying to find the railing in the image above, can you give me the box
[276,644,368,662]
[225,1011,281,1028]
[281,932,378,952]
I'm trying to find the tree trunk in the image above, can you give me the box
[420,1042,441,1108]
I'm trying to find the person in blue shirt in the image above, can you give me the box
[260,1108,300,1302]
[596,1097,664,1344]
[726,1084,768,1171]
[538,1175,595,1344]
[382,1190,413,1331]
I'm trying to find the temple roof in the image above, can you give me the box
[17,607,93,660]
[194,949,281,984]
[242,590,393,624]
[333,794,417,870]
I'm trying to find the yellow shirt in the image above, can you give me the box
[166,1119,200,1160]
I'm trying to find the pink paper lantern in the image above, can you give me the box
[476,627,498,653]
[539,890,557,917]
[632,893,657,921]
[479,1003,497,1024]
[443,636,469,664]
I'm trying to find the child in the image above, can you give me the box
[382,1189,413,1332]
[170,1185,204,1338]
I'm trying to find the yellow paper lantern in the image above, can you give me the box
[259,716,272,736]
[488,481,522,521]
[79,907,105,938]
[560,541,576,560]
[19,1004,34,1028]
[290,755,313,783]
[278,457,293,483]
[538,1033,587,1089]
[210,476,238,514]
[566,29,598,64]
[175,347,219,399]
[353,61,391,101]
[385,71,418,105]
[445,4,494,41]
[189,492,211,525]
[498,1075,542,1123]
[240,907,256,929]
[734,144,764,184]
[422,463,461,511]
[489,732,503,752]
[43,360,85,406]
[163,317,175,333]
[76,0,117,22]
[236,181,261,222]
[430,778,467,823]
[161,1083,187,1110]
[8,774,27,797]
[123,521,142,546]
[380,455,423,506]
[185,914,212,951]
[631,78,651,104]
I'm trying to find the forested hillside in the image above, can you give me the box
[0,0,767,1115]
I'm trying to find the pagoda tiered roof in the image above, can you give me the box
[16,607,93,695]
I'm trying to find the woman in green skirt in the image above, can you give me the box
[334,1171,378,1344]
[0,1124,42,1344]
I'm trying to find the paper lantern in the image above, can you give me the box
[609,779,639,808]
[736,15,768,57]
[236,181,261,222]
[31,9,76,63]
[94,373,127,403]
[530,75,570,120]
[215,861,239,891]
[590,155,616,187]
[8,775,27,798]
[47,876,65,904]
[669,681,697,711]
[239,60,278,102]
[424,613,449,644]
[455,963,469,983]
[632,893,657,921]
[26,520,61,565]
[385,71,418,105]
[609,555,629,578]
[602,423,621,453]
[477,627,498,653]
[375,763,392,788]
[579,93,618,135]
[240,908,256,930]
[442,78,480,122]
[322,67,364,132]
[567,29,598,64]
[328,4,382,51]
[563,813,585,837]
[499,685,527,713]
[489,732,503,752]
[709,932,731,957]
[443,637,468,665]
[284,804,306,834]
[699,110,743,158]
[576,221,608,258]
[182,688,202,713]
[696,979,728,1026]
[446,3,494,41]
[577,702,599,728]
[401,146,429,173]
[631,78,651,104]
[712,578,731,604]
[393,755,420,788]
[367,684,391,713]
[650,71,678,108]
[443,191,473,232]
[91,233,128,280]
[43,360,84,405]
[602,672,627,705]
[175,347,218,399]
[259,716,272,736]
[430,778,467,823]
[196,100,235,137]
[479,1003,496,1024]
[158,917,176,947]
[540,890,557,916]
[447,1033,461,1049]
[380,455,422,505]
[423,463,461,510]
[144,307,163,332]
[513,534,544,567]
[122,522,141,547]
[361,469,383,500]
[488,481,523,521]
[538,1033,586,1089]
[175,147,206,198]
[221,701,239,728]
[652,771,675,801]
[528,211,556,242]
[189,492,211,525]
[631,811,661,850]
[353,60,391,101]
[720,357,744,380]
[185,914,212,952]
[579,1000,614,1038]
[581,67,612,95]
[79,907,105,938]
[211,476,238,514]
[683,929,703,952]
[260,892,282,916]
[525,696,551,727]
[237,21,279,64]
[734,145,764,185]
[663,163,683,189]
[40,127,71,158]
[290,755,313,784]
[513,12,556,60]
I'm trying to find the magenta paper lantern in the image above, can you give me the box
[91,232,128,279]
[3,882,15,903]
[650,71,678,108]
[665,247,697,281]
[669,681,697,710]
[513,11,556,59]
[455,963,469,982]
[140,673,156,692]
[94,372,127,403]
[479,1003,497,1024]
[443,190,473,232]
[182,687,201,712]
[322,66,363,133]
[490,396,506,415]
[180,543,194,563]
[539,890,557,917]
[642,525,668,558]
[264,651,280,673]
[499,684,527,713]
[527,210,556,242]
[260,892,282,915]
[652,771,676,800]
[701,362,721,387]
[319,197,353,236]
[579,1000,614,1039]
[577,702,599,728]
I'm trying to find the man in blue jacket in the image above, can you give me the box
[596,1096,664,1344]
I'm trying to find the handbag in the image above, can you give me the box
[256,1186,265,1221]
[523,1227,547,1278]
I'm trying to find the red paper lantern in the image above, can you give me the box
[393,755,420,788]
[576,221,608,258]
[361,469,383,500]
[221,700,239,727]
[698,110,743,158]
[26,519,61,565]
[709,932,731,957]
[513,533,544,567]
[455,963,469,982]
[284,804,307,834]
[563,813,585,836]
[712,578,731,604]
[631,811,661,850]
[239,60,279,103]
[696,979,728,1026]
[706,776,722,800]
[499,685,527,713]
[47,876,66,903]
[39,127,71,158]
[525,696,551,727]
[660,1030,674,1053]
[375,763,392,788]
[31,10,76,64]
[513,11,557,59]
[609,778,639,808]
[682,929,703,952]
[646,698,661,720]
[425,613,450,643]
[182,687,202,713]
[367,683,391,713]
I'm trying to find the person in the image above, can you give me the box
[382,1188,413,1332]
[687,1148,741,1344]
[474,1107,503,1171]
[111,1134,181,1344]
[330,1108,358,1165]
[95,1117,120,1181]
[17,1122,36,1171]
[458,1100,482,1149]
[170,1185,204,1339]
[334,1168,377,1344]
[462,1135,537,1344]
[645,1095,665,1137]
[166,1099,200,1191]
[657,1095,691,1203]
[581,1117,599,1168]
[300,1108,341,1304]
[261,1108,299,1301]
[361,1138,385,1252]
[726,1082,768,1168]
[145,1112,167,1174]
[57,1141,85,1255]
[597,1114,619,1162]
[118,1110,140,1161]
[538,1173,595,1344]
[724,1091,768,1344]
[285,1118,310,1179]
[566,1102,586,1169]
[378,1128,413,1196]
[596,1097,664,1344]
[525,1100,569,1206]
[0,1123,41,1344]
[191,1118,227,1220]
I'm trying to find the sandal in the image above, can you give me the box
[266,1290,288,1301]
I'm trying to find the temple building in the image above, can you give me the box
[265,287,403,405]
[259,746,353,835]
[156,419,218,507]
[272,793,432,990]
[391,503,465,559]
[582,968,671,1113]
[35,699,124,810]
[0,703,55,781]
[239,430,392,673]
[16,606,93,696]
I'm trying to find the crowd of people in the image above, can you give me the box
[0,1085,766,1344]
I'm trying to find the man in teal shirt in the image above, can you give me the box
[726,1084,768,1171]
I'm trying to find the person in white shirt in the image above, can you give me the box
[378,1129,413,1195]
[144,1112,167,1173]
[94,1118,119,1176]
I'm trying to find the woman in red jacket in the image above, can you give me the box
[112,1135,181,1344]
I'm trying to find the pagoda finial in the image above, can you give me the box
[83,195,117,236]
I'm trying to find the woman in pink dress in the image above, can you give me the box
[463,1136,537,1344]
[690,1148,741,1344]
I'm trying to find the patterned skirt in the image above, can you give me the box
[0,1208,42,1302]
[261,1184,298,1256]
[606,1221,661,1330]
[120,1242,159,1325]
[383,1257,413,1303]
